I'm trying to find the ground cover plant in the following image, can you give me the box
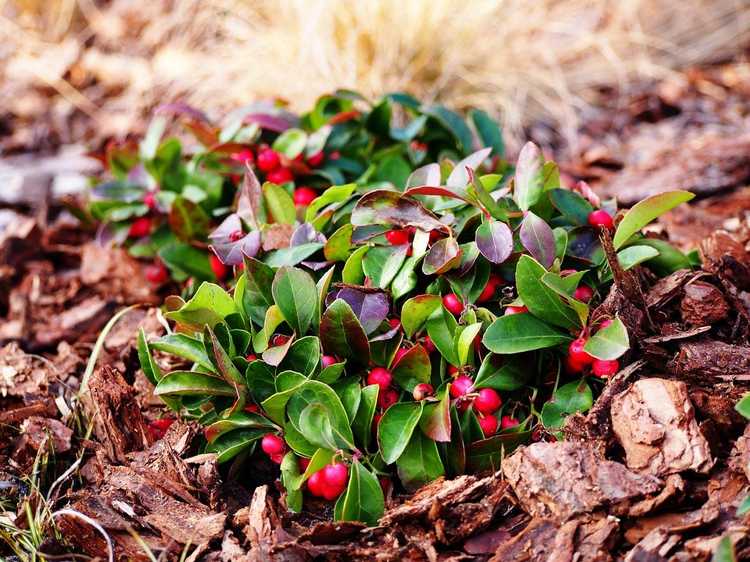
[133,120,696,524]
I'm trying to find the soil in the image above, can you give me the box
[2,58,750,561]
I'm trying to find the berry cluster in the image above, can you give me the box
[306,461,349,501]
[566,320,620,378]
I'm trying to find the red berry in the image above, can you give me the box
[243,403,260,413]
[450,375,474,398]
[148,418,175,440]
[447,364,460,377]
[246,354,257,362]
[128,217,152,238]
[379,476,391,494]
[504,305,528,316]
[565,354,588,374]
[429,230,442,244]
[477,275,501,303]
[299,457,311,471]
[443,293,464,315]
[209,253,228,280]
[378,388,399,409]
[367,367,392,390]
[592,359,619,378]
[479,414,498,437]
[501,415,520,430]
[474,388,502,414]
[568,338,594,367]
[293,186,318,206]
[321,355,337,368]
[423,336,436,353]
[307,151,325,167]
[388,318,401,330]
[329,151,341,160]
[261,434,284,455]
[271,334,291,347]
[574,285,594,303]
[267,167,294,184]
[321,481,344,501]
[145,262,169,284]
[413,383,434,401]
[270,452,284,464]
[385,230,410,245]
[393,347,409,365]
[598,319,613,330]
[257,148,281,172]
[307,470,325,497]
[322,463,349,490]
[231,148,254,164]
[588,209,614,230]
[143,192,157,210]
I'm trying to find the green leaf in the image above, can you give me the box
[514,142,544,211]
[426,307,459,366]
[352,384,379,450]
[467,431,531,471]
[419,387,451,442]
[456,323,482,366]
[617,245,660,271]
[541,380,593,430]
[421,104,473,154]
[324,224,353,261]
[288,380,355,450]
[516,255,579,329]
[205,428,265,463]
[261,371,308,424]
[320,299,370,365]
[154,371,236,397]
[391,344,431,391]
[711,536,737,562]
[391,254,422,300]
[475,220,513,265]
[158,242,213,280]
[203,411,275,443]
[363,244,409,289]
[401,294,442,337]
[240,257,275,327]
[483,313,571,354]
[278,336,321,377]
[252,304,285,352]
[378,402,424,464]
[168,196,210,242]
[584,317,629,360]
[613,190,695,249]
[280,452,303,512]
[396,430,444,491]
[334,459,384,526]
[263,182,296,224]
[342,245,369,285]
[737,494,750,516]
[332,377,362,422]
[151,333,214,374]
[272,267,318,336]
[137,328,162,385]
[422,237,462,275]
[207,327,245,385]
[549,189,593,225]
[735,393,750,419]
[470,109,504,156]
[474,355,529,391]
[305,183,356,222]
[272,128,307,158]
[165,282,237,329]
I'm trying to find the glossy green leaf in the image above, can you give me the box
[305,183,356,222]
[333,459,384,526]
[734,393,750,419]
[165,282,237,329]
[483,313,571,354]
[324,224,353,261]
[711,536,736,562]
[278,335,321,377]
[261,371,307,424]
[363,244,409,289]
[419,387,451,442]
[617,245,660,271]
[378,402,424,464]
[272,266,318,336]
[426,307,459,366]
[205,428,265,463]
[456,322,482,366]
[264,243,324,267]
[613,190,695,249]
[514,142,544,211]
[474,355,529,391]
[470,109,504,156]
[541,380,593,430]
[516,255,579,329]
[239,257,275,327]
[549,189,593,225]
[272,128,307,158]
[332,377,362,422]
[320,299,370,365]
[280,452,303,512]
[401,294,442,337]
[391,344,431,391]
[584,317,629,360]
[288,380,355,450]
[154,371,236,397]
[137,328,163,385]
[263,182,296,224]
[352,384,379,450]
[396,430,445,491]
[342,245,369,285]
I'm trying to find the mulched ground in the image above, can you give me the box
[2,58,750,561]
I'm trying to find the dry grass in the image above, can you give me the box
[2,0,750,149]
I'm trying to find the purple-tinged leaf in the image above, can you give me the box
[406,163,441,188]
[262,334,294,366]
[291,223,327,246]
[419,387,451,442]
[475,220,513,265]
[519,212,555,269]
[155,102,211,123]
[243,113,296,132]
[446,148,492,189]
[351,225,390,244]
[514,142,544,211]
[209,215,261,266]
[390,344,431,391]
[235,164,263,229]
[422,237,462,275]
[320,299,370,365]
[404,186,474,205]
[325,286,390,335]
[351,190,448,233]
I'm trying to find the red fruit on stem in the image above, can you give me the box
[412,383,434,401]
[243,403,259,413]
[385,229,411,245]
[257,148,281,172]
[573,285,594,303]
[388,318,401,330]
[267,167,294,184]
[293,186,318,206]
[479,414,498,436]
[246,354,257,362]
[443,293,464,315]
[501,415,520,430]
[450,375,474,398]
[299,457,311,471]
[128,217,152,238]
[504,305,528,316]
[271,334,290,347]
[307,151,325,167]
[143,191,158,210]
[230,148,254,164]
[321,355,337,368]
[429,230,442,243]
[145,262,169,284]
[447,364,459,377]
[565,355,588,374]
[209,253,228,280]
[423,335,436,353]
[261,434,285,456]
[378,388,399,409]
[588,209,614,230]
[322,463,348,489]
[270,452,284,464]
[474,388,502,414]
[568,338,594,367]
[393,347,409,365]
[477,274,502,303]
[321,481,344,501]
[307,470,325,497]
[367,367,392,390]
[148,418,174,440]
[592,359,619,378]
